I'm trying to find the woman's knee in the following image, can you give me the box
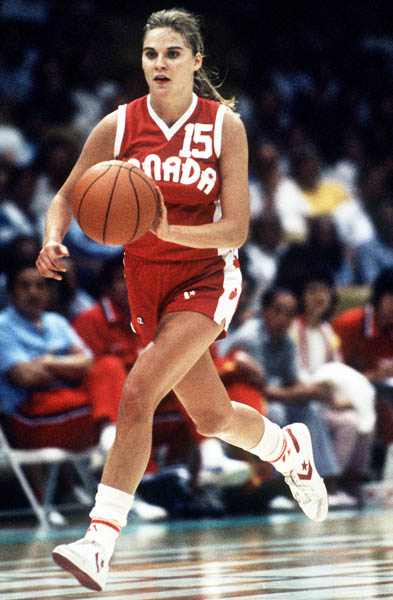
[117,371,160,424]
[192,408,233,438]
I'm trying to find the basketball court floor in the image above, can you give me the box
[1,507,393,599]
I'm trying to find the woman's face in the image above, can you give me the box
[303,281,332,318]
[142,27,202,99]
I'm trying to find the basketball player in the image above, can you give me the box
[36,8,328,592]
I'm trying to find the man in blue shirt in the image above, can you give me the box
[0,260,123,450]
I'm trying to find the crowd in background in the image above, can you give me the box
[0,0,392,521]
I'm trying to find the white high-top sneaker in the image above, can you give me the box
[52,537,110,591]
[279,423,328,522]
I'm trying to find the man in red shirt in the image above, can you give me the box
[333,267,393,445]
[72,256,144,372]
[333,268,393,380]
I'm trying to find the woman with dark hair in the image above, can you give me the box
[290,269,376,505]
[275,214,355,294]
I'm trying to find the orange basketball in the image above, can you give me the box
[72,160,160,246]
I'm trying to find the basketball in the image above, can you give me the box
[72,160,160,246]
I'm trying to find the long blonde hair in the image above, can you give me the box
[144,8,235,110]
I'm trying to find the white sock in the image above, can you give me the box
[85,483,134,555]
[249,417,286,463]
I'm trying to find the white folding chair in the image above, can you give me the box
[0,422,98,529]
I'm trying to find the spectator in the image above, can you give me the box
[30,55,76,127]
[0,123,33,167]
[0,20,39,105]
[70,46,119,139]
[242,211,287,308]
[331,160,393,283]
[218,286,340,489]
[47,256,94,321]
[0,161,9,200]
[290,269,376,503]
[0,259,123,453]
[333,267,393,385]
[11,104,49,168]
[328,129,365,192]
[331,165,376,257]
[249,142,309,241]
[290,269,341,380]
[72,255,144,373]
[356,198,393,284]
[355,161,389,226]
[275,215,355,292]
[332,267,393,474]
[289,143,350,216]
[32,134,79,229]
[253,86,289,148]
[0,166,42,250]
[0,234,42,309]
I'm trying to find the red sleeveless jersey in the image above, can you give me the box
[114,93,229,262]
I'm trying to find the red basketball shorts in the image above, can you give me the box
[123,251,242,345]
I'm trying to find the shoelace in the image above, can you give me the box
[284,473,317,504]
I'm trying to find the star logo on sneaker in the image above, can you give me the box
[298,460,313,480]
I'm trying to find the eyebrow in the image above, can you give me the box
[143,45,184,51]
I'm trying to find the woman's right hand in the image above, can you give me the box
[36,241,70,280]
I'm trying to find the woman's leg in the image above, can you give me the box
[100,311,228,495]
[174,350,266,450]
[174,351,329,524]
[52,311,226,590]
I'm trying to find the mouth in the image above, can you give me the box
[154,75,170,83]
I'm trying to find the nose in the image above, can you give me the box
[155,53,167,70]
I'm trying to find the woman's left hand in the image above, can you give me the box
[150,186,170,240]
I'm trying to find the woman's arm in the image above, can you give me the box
[36,111,118,280]
[152,110,249,249]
